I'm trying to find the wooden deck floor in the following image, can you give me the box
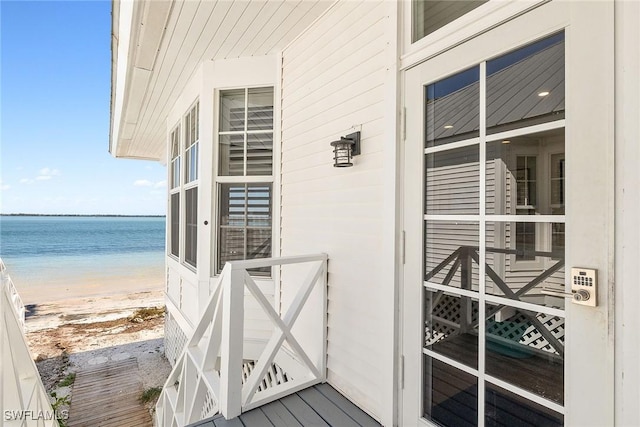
[190,384,381,427]
[67,358,152,427]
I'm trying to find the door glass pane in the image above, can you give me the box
[424,356,478,426]
[413,0,487,43]
[425,290,479,369]
[487,32,564,135]
[426,145,479,215]
[486,382,563,427]
[485,304,564,405]
[486,128,565,215]
[425,67,480,147]
[485,221,566,310]
[425,221,479,291]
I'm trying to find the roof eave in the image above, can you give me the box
[109,0,171,161]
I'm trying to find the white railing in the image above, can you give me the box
[1,258,60,427]
[1,259,26,328]
[156,254,328,427]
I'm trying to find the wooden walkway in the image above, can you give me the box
[67,358,152,427]
[191,383,381,427]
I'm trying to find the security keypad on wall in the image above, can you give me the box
[570,267,597,307]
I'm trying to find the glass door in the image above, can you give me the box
[399,3,596,425]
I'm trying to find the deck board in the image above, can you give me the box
[67,358,152,427]
[260,401,304,427]
[314,383,380,427]
[297,387,362,427]
[190,384,380,427]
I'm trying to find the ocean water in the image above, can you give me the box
[0,216,166,302]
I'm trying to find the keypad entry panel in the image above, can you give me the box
[571,267,597,307]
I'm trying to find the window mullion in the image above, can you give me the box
[244,183,249,260]
[244,88,249,177]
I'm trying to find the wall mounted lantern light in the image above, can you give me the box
[330,131,361,167]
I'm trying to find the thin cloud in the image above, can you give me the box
[20,167,61,183]
[0,180,10,191]
[134,179,166,188]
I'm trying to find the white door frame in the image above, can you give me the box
[400,2,615,426]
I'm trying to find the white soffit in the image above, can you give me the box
[111,0,336,161]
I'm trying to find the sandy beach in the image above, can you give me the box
[23,288,172,419]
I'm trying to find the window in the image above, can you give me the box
[412,0,488,43]
[515,156,537,260]
[492,138,565,264]
[169,125,181,258]
[217,88,274,275]
[168,101,199,268]
[184,102,199,268]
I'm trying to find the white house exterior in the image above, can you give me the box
[109,1,640,426]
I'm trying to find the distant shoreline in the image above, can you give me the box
[1,214,165,218]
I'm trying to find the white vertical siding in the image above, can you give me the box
[280,1,391,421]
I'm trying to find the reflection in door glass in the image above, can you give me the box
[424,356,478,426]
[485,304,565,405]
[485,128,565,216]
[425,221,479,290]
[426,145,480,215]
[425,67,480,147]
[487,32,564,135]
[486,382,563,426]
[485,221,566,310]
[425,290,479,369]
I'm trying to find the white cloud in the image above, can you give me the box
[0,180,10,191]
[134,179,153,187]
[27,167,60,184]
[134,179,166,189]
[38,167,60,176]
[20,167,61,183]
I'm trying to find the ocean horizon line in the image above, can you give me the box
[1,213,166,218]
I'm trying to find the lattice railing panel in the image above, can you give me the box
[242,360,292,392]
[200,389,218,420]
[165,312,189,366]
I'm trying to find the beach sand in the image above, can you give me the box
[15,272,165,305]
[23,288,172,419]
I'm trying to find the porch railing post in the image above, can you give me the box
[320,256,328,381]
[218,265,245,419]
[460,247,473,333]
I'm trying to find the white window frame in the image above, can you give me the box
[183,100,200,269]
[214,86,275,277]
[167,100,200,271]
[169,122,181,261]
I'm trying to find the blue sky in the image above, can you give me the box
[1,1,166,215]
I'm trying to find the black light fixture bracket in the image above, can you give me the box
[344,131,361,156]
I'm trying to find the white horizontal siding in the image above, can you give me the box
[280,0,390,421]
